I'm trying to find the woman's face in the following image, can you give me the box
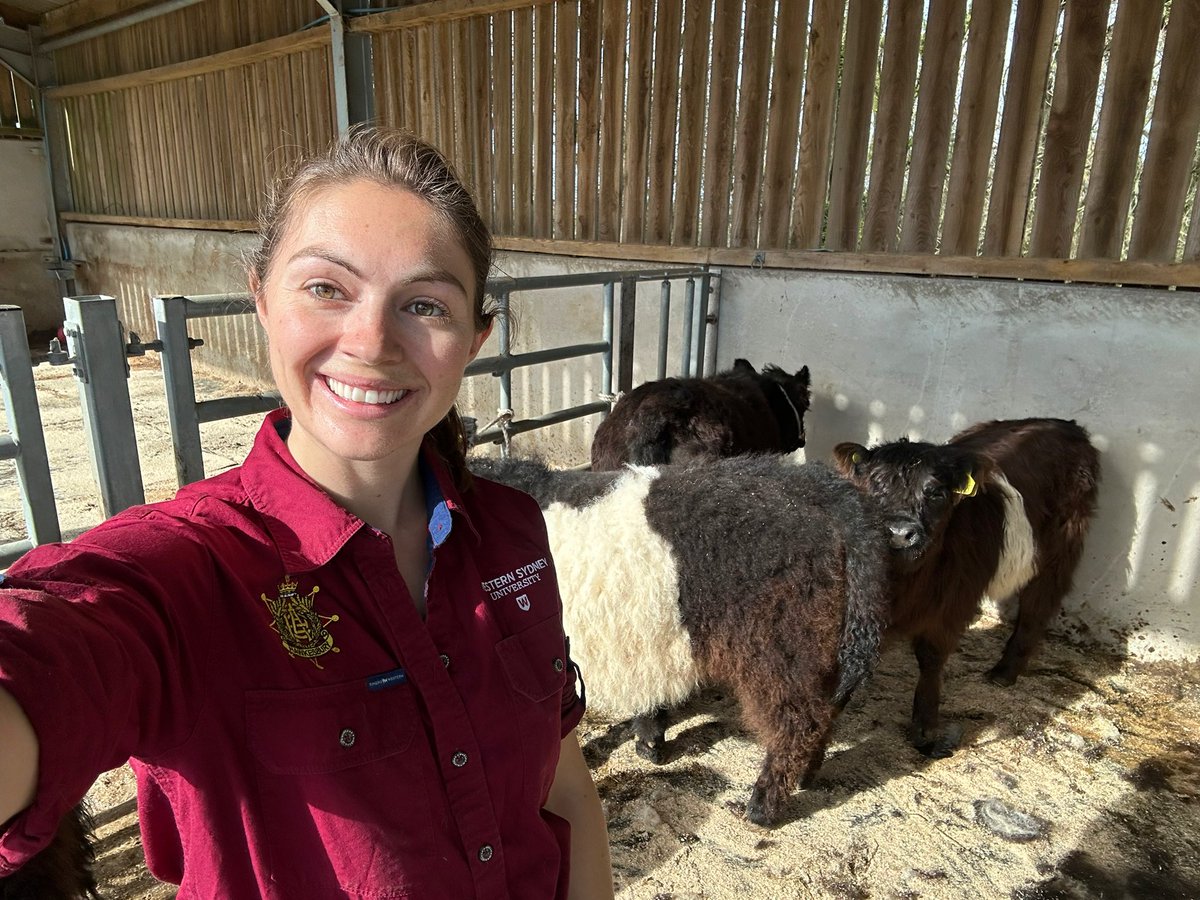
[254,179,490,478]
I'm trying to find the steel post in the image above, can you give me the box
[63,295,144,517]
[0,305,60,567]
[154,295,205,486]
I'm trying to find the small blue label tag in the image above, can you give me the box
[367,668,407,691]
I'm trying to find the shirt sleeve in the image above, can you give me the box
[0,514,217,873]
[560,635,586,737]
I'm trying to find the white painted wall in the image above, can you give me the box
[0,139,62,332]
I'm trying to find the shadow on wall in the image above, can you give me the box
[804,391,1198,658]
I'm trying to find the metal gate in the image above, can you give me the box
[0,305,60,568]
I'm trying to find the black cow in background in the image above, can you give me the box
[833,417,1101,757]
[591,359,811,470]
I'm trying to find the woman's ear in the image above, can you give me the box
[249,270,268,331]
[468,319,494,361]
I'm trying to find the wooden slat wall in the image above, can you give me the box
[44,0,1200,286]
[48,38,333,221]
[0,67,41,133]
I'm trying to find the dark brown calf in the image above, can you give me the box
[833,418,1100,757]
[591,359,810,470]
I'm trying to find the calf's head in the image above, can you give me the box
[833,438,987,570]
[756,363,812,449]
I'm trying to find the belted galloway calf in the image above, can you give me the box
[472,454,890,825]
[833,417,1100,757]
[590,359,811,470]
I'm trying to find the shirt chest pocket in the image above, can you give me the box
[246,677,417,774]
[494,615,569,799]
[495,614,568,704]
[244,678,445,897]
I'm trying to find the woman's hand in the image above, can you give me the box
[544,730,615,900]
[0,686,37,826]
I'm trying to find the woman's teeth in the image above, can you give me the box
[325,376,405,405]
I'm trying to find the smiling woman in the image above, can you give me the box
[0,127,614,899]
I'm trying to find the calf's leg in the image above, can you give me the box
[910,634,958,758]
[743,692,837,827]
[631,707,670,764]
[988,561,1078,686]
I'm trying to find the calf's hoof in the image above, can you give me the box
[634,739,668,765]
[909,722,962,759]
[986,663,1020,687]
[744,788,777,828]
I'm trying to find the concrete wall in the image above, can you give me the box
[62,224,1199,661]
[0,139,63,333]
[64,222,271,387]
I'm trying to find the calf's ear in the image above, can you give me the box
[833,442,869,474]
[953,470,979,497]
[950,454,989,497]
[796,365,811,390]
[733,358,757,373]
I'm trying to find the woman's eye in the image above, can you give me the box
[409,299,445,318]
[308,283,339,301]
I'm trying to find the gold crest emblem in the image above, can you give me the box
[261,576,340,668]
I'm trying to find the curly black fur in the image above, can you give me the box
[0,803,101,899]
[591,359,812,470]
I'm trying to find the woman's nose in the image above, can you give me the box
[341,300,398,362]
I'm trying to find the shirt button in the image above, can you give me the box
[478,844,493,863]
[553,657,565,672]
[440,653,451,668]
[339,729,356,748]
[452,751,468,768]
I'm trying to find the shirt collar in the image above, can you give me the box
[238,409,478,573]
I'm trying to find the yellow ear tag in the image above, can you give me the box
[851,451,863,464]
[955,472,978,497]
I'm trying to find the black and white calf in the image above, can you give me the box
[472,454,890,825]
[833,418,1101,756]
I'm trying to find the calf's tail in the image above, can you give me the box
[832,511,891,707]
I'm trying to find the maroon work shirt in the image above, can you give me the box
[0,409,584,898]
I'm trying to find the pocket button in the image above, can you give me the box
[553,657,564,673]
[478,844,493,862]
[452,751,468,768]
[338,728,356,748]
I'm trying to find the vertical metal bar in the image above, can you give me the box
[496,290,512,457]
[702,269,721,377]
[601,281,614,409]
[0,306,60,561]
[154,294,205,486]
[680,278,695,379]
[656,279,671,380]
[693,273,710,378]
[63,295,145,516]
[617,277,636,394]
[316,1,351,134]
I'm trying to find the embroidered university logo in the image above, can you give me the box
[261,575,340,669]
[481,557,549,610]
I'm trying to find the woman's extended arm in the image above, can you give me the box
[0,685,37,826]
[544,730,614,900]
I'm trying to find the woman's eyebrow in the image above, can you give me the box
[287,247,465,293]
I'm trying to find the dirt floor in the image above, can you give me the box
[4,356,1200,899]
